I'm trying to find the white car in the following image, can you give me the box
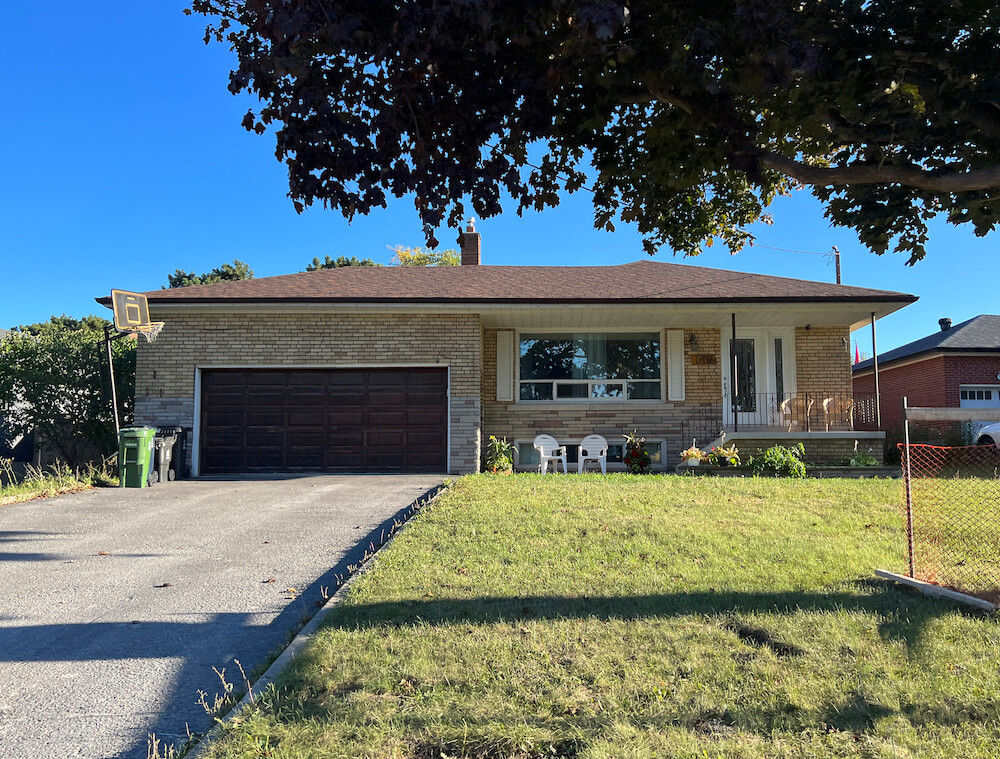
[976,422,1000,446]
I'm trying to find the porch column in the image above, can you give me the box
[871,311,881,427]
[731,313,738,433]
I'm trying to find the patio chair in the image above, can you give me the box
[578,434,609,474]
[533,434,567,474]
[823,396,855,431]
[779,395,814,431]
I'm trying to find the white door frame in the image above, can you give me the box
[721,327,797,427]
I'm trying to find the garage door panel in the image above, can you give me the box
[408,430,446,447]
[245,429,286,446]
[286,431,325,447]
[369,411,406,426]
[203,428,245,446]
[326,409,365,426]
[287,410,326,426]
[285,451,324,468]
[408,391,446,406]
[323,449,365,468]
[406,451,445,468]
[247,390,287,405]
[367,430,406,447]
[368,391,406,407]
[246,410,285,426]
[201,368,447,474]
[327,429,365,446]
[204,410,245,427]
[407,408,446,425]
[248,373,286,386]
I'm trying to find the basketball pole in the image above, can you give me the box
[104,324,120,437]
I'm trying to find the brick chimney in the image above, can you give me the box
[939,317,952,331]
[458,218,481,265]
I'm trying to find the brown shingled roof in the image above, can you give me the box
[97,260,915,306]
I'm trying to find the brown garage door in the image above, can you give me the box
[200,368,448,474]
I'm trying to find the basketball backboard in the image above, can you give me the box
[110,290,151,332]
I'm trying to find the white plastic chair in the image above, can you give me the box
[578,434,609,474]
[533,434,567,474]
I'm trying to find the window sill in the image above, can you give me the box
[511,401,669,410]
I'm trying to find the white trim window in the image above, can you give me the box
[960,385,1000,408]
[518,332,662,402]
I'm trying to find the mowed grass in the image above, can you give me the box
[205,476,1000,759]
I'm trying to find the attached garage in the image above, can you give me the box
[198,367,448,474]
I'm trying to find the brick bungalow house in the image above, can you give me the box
[853,314,1000,448]
[99,226,914,475]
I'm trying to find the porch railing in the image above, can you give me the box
[679,392,879,445]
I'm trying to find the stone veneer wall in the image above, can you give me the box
[135,312,483,474]
[482,327,723,468]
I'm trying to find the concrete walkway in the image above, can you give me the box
[0,475,441,759]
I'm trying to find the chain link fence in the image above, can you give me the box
[901,442,1000,604]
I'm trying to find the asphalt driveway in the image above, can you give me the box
[0,475,442,759]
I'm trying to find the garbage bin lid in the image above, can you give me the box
[157,426,184,435]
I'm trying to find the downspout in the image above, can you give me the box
[871,312,881,428]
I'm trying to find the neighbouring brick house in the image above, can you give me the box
[853,315,1000,450]
[98,225,914,475]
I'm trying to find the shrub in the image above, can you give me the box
[748,443,806,478]
[483,435,515,474]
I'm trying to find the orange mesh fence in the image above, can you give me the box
[900,443,1000,604]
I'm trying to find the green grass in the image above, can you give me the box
[205,475,1000,759]
[0,457,115,506]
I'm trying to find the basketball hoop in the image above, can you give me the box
[133,322,165,343]
[105,289,167,435]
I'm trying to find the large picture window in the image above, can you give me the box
[519,333,661,401]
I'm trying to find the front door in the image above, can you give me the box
[722,329,795,428]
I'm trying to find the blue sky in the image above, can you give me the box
[2,2,995,355]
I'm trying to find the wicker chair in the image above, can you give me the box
[780,396,814,431]
[823,397,855,431]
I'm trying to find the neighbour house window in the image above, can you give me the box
[519,333,662,401]
[960,388,994,401]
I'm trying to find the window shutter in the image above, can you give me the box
[496,330,514,402]
[667,330,685,401]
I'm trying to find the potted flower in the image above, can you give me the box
[679,444,705,466]
[707,442,741,467]
[623,430,652,474]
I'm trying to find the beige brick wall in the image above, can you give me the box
[732,437,885,464]
[135,312,483,473]
[794,326,853,429]
[794,326,852,396]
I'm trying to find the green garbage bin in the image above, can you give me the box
[118,426,157,488]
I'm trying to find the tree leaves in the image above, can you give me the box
[190,0,1000,263]
[166,259,254,288]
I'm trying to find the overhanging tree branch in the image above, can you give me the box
[759,153,1000,193]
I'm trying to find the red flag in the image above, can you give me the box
[854,343,861,364]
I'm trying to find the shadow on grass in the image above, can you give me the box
[322,578,986,652]
[295,581,998,741]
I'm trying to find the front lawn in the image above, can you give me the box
[205,475,1000,758]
